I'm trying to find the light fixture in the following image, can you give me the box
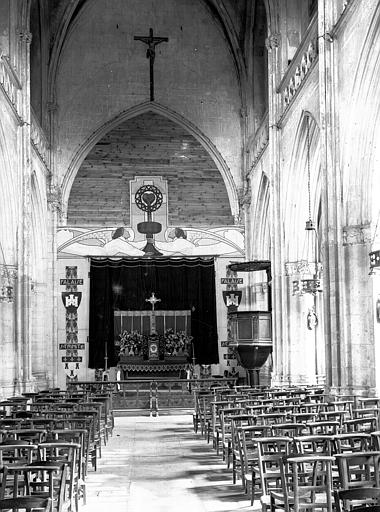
[292,115,322,297]
[0,241,14,303]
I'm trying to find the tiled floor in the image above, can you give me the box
[82,411,260,511]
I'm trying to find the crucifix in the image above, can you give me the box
[146,292,161,335]
[134,28,168,101]
[146,292,161,311]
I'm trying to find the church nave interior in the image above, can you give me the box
[0,0,380,509]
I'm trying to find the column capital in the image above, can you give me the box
[265,33,281,52]
[47,184,62,215]
[342,224,371,246]
[18,31,33,44]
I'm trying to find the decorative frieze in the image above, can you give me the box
[248,112,269,171]
[342,224,371,246]
[283,41,317,108]
[31,109,50,167]
[0,264,17,303]
[0,264,17,281]
[277,16,318,116]
[47,185,62,216]
[285,260,322,277]
[0,55,23,124]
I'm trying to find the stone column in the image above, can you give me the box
[16,28,33,393]
[47,184,62,388]
[317,0,344,395]
[341,225,376,394]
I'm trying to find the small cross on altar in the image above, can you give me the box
[146,292,161,311]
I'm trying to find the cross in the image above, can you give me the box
[134,28,168,101]
[146,292,161,311]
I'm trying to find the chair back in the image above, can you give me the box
[333,433,371,454]
[287,455,334,512]
[293,435,334,456]
[335,451,380,490]
[256,436,292,496]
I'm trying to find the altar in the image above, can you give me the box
[114,298,193,378]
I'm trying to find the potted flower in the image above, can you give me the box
[164,329,193,361]
[116,331,147,361]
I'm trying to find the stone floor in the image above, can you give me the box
[82,411,261,511]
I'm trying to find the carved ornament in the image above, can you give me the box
[342,224,371,246]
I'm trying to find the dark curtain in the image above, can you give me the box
[89,257,219,368]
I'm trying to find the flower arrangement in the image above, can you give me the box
[116,331,147,357]
[163,328,193,357]
[116,329,193,360]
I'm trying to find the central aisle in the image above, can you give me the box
[82,413,259,511]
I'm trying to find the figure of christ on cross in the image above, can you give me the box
[134,28,168,101]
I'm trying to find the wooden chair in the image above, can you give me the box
[27,462,70,512]
[50,429,88,500]
[290,412,318,424]
[333,433,372,454]
[343,417,378,434]
[37,442,81,512]
[307,420,341,435]
[219,407,243,466]
[270,455,334,512]
[270,423,306,438]
[0,443,38,468]
[320,411,348,429]
[257,413,288,426]
[255,436,293,511]
[335,451,380,490]
[357,398,380,410]
[353,408,380,429]
[230,414,255,485]
[0,463,68,512]
[3,429,47,445]
[0,496,52,511]
[237,425,271,505]
[194,392,213,440]
[293,435,334,456]
[334,486,380,512]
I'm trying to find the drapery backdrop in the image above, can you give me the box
[89,257,219,368]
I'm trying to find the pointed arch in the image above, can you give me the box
[0,119,18,259]
[283,111,321,261]
[342,2,380,227]
[61,101,239,221]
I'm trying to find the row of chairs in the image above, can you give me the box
[0,387,114,511]
[193,384,380,512]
